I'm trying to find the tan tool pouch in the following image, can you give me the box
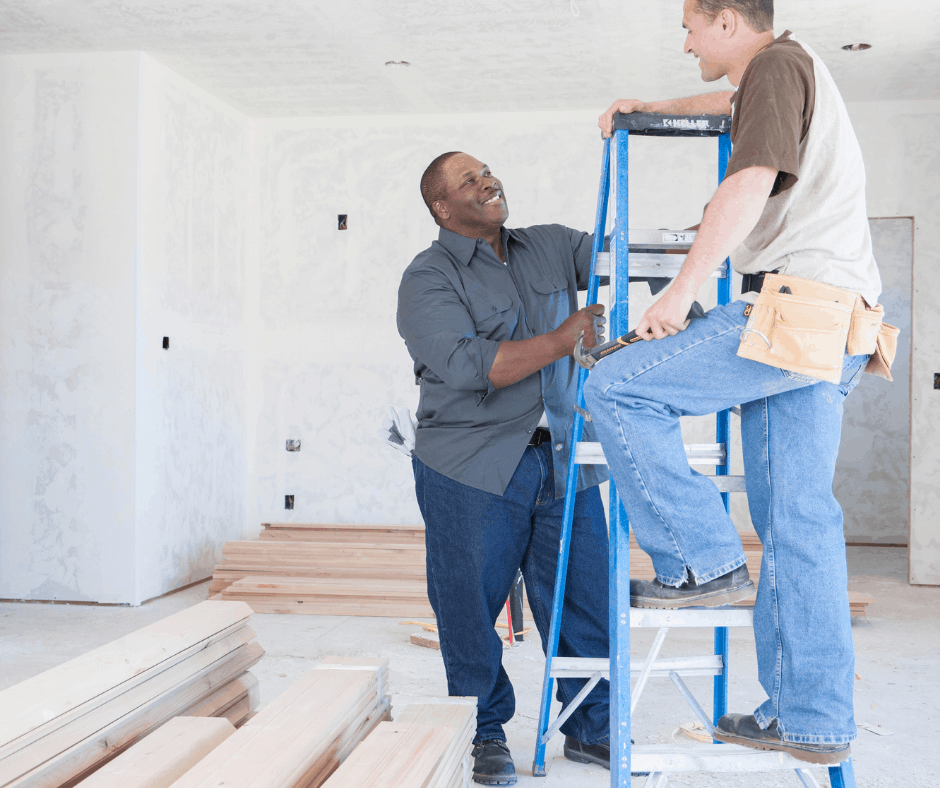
[863,321,900,381]
[736,274,855,384]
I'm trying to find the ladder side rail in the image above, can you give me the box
[532,139,611,778]
[713,131,734,730]
[609,126,633,788]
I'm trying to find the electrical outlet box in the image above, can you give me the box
[286,439,301,452]
[285,495,294,510]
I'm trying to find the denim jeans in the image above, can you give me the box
[583,300,865,745]
[413,442,610,744]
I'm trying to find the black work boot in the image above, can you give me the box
[715,713,851,765]
[471,740,516,785]
[563,736,610,769]
[630,565,754,609]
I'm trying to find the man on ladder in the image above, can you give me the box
[589,0,890,767]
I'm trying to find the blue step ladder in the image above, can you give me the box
[532,113,858,788]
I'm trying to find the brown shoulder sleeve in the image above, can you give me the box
[727,38,815,196]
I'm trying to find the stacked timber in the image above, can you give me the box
[321,698,476,788]
[629,531,875,616]
[168,656,391,788]
[0,601,262,788]
[212,524,433,617]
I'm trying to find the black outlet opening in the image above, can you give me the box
[338,214,347,230]
[162,337,170,349]
[285,494,294,510]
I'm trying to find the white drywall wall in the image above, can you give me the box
[1,51,935,601]
[135,54,253,603]
[0,53,139,603]
[247,112,723,529]
[849,99,940,585]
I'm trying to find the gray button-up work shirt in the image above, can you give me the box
[397,224,608,498]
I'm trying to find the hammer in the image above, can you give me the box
[574,301,706,370]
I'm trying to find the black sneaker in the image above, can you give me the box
[563,736,609,769]
[471,740,516,785]
[715,713,851,765]
[630,565,754,609]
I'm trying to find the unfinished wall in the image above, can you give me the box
[849,99,940,585]
[248,113,723,529]
[0,53,139,603]
[135,54,253,602]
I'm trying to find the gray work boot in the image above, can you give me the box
[471,740,516,785]
[715,713,851,765]
[630,565,754,609]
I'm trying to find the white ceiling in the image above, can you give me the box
[1,0,937,117]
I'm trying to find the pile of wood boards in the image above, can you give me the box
[322,698,475,788]
[0,601,262,788]
[211,524,433,617]
[167,656,391,788]
[629,531,875,616]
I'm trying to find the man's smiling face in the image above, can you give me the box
[434,154,509,236]
[682,0,730,83]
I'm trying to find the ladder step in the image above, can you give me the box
[629,606,754,628]
[550,655,721,679]
[595,252,729,280]
[575,442,726,465]
[631,744,819,773]
[627,230,697,248]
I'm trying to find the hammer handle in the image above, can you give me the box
[586,301,706,364]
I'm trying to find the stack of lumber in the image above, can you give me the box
[74,717,235,788]
[167,656,391,788]
[0,601,262,788]
[212,524,433,617]
[321,698,476,788]
[629,531,875,616]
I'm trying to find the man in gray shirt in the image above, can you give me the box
[397,151,611,785]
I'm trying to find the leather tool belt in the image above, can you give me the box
[737,272,899,384]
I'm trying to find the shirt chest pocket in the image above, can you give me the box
[530,277,570,329]
[467,291,515,339]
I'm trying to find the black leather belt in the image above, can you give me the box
[528,428,552,446]
[741,269,780,295]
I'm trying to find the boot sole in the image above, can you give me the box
[714,730,850,765]
[631,581,755,610]
[471,776,516,786]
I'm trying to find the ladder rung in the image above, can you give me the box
[550,655,721,679]
[594,252,728,279]
[629,606,754,628]
[627,229,697,248]
[575,442,726,466]
[631,744,815,773]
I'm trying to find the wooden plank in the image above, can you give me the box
[72,717,235,788]
[178,673,259,721]
[0,602,252,757]
[169,660,389,788]
[6,642,264,788]
[1,627,257,781]
[228,599,435,617]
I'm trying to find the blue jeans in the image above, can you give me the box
[413,442,610,744]
[583,300,865,745]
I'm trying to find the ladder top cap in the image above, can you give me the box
[612,112,731,137]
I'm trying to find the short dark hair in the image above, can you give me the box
[420,151,462,225]
[695,0,773,32]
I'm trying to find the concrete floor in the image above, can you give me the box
[1,546,936,787]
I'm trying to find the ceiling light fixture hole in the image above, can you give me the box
[841,43,872,51]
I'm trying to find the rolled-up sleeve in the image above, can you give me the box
[397,266,500,393]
